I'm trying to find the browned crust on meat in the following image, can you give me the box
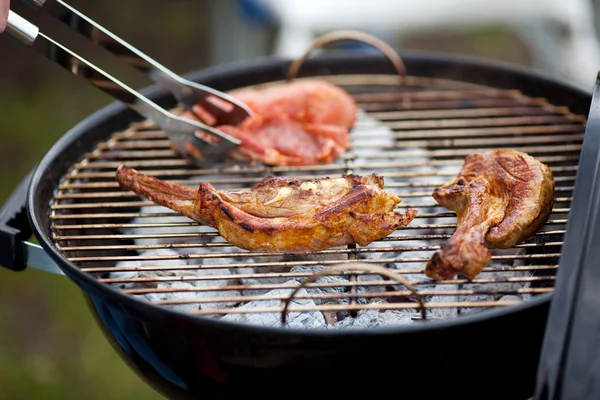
[485,156,555,247]
[424,150,555,281]
[115,165,417,253]
[314,186,375,220]
[426,178,495,280]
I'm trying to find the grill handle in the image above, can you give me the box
[0,169,64,275]
[286,30,407,82]
[534,73,600,400]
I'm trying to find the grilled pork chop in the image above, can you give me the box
[425,150,555,281]
[182,79,357,166]
[115,165,417,252]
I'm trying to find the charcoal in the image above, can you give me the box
[110,248,190,289]
[289,265,357,299]
[356,274,387,293]
[232,267,268,297]
[109,270,138,290]
[133,282,203,313]
[333,302,417,329]
[192,263,242,310]
[288,265,373,315]
[234,265,295,298]
[427,283,459,320]
[155,282,200,313]
[388,239,434,271]
[136,292,166,303]
[458,254,533,316]
[220,280,326,329]
[498,295,524,302]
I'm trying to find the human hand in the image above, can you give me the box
[0,0,8,34]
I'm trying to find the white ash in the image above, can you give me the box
[284,264,423,325]
[359,238,433,269]
[498,295,526,302]
[230,267,268,297]
[107,248,218,313]
[226,250,350,296]
[144,259,242,312]
[332,302,418,329]
[143,282,198,314]
[232,276,293,298]
[356,273,387,294]
[109,247,244,312]
[109,112,544,329]
[376,242,461,321]
[363,157,463,321]
[115,202,272,313]
[427,283,459,320]
[232,262,298,298]
[110,248,189,289]
[354,240,419,295]
[289,265,370,302]
[221,280,327,329]
[141,279,241,315]
[111,223,537,329]
[287,264,450,324]
[457,250,533,316]
[190,261,242,311]
[109,269,139,290]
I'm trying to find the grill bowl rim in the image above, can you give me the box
[27,50,589,336]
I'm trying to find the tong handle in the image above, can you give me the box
[4,9,37,45]
[4,10,239,163]
[5,10,171,132]
[26,0,187,98]
[25,0,251,118]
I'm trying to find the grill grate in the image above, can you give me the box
[49,74,583,327]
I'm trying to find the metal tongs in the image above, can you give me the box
[4,0,253,167]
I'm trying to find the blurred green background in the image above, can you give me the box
[0,1,599,399]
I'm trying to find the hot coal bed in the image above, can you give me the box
[51,74,577,330]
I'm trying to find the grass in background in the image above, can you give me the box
[0,1,215,396]
[0,87,163,399]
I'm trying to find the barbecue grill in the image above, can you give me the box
[0,31,592,399]
[63,72,576,318]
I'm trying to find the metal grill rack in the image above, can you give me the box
[48,74,584,326]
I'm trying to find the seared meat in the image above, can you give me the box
[115,165,417,252]
[425,150,555,281]
[182,79,357,166]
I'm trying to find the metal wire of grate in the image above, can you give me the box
[49,74,584,325]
